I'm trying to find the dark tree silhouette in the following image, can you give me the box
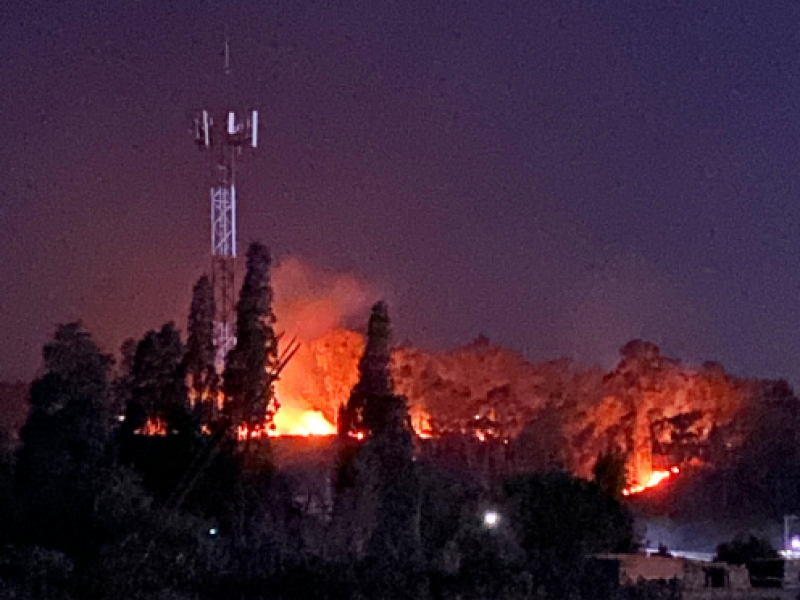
[339,301,393,438]
[504,471,636,597]
[593,450,628,499]
[715,533,778,566]
[15,323,113,553]
[223,242,278,433]
[124,322,190,435]
[334,303,422,596]
[185,275,219,421]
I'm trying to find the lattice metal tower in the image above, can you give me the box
[192,39,258,369]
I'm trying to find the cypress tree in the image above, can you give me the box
[185,275,218,420]
[339,301,393,437]
[223,241,278,433]
[334,303,421,587]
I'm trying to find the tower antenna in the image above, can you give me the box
[223,24,231,76]
[193,26,259,369]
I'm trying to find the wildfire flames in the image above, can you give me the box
[622,466,680,496]
[146,260,771,500]
[271,404,336,436]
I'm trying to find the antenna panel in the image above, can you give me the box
[251,111,258,148]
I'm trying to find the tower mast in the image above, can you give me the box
[193,31,258,369]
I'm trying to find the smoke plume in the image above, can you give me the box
[273,257,377,342]
[272,257,377,425]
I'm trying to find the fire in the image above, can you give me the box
[411,406,433,439]
[136,418,167,436]
[271,406,336,436]
[235,408,336,441]
[622,466,680,496]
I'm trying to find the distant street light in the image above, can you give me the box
[483,510,500,528]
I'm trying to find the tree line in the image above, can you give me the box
[0,241,638,600]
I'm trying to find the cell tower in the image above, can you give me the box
[193,34,258,368]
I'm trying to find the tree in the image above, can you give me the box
[363,389,419,566]
[333,303,422,595]
[124,322,190,435]
[185,275,218,421]
[593,450,628,499]
[15,323,114,553]
[715,532,781,587]
[223,242,278,433]
[504,471,636,596]
[338,301,393,437]
[715,533,778,566]
[110,337,137,419]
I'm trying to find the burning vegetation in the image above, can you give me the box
[6,243,800,600]
[269,324,764,495]
[121,255,782,501]
[111,253,795,504]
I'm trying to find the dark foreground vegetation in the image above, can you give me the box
[0,242,693,599]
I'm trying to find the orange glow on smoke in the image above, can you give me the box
[622,467,680,496]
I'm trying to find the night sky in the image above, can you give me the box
[2,0,800,385]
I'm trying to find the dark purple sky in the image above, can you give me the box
[2,0,800,384]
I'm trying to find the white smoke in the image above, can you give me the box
[272,256,378,341]
[270,257,378,425]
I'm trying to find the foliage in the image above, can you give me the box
[613,579,681,600]
[223,242,278,430]
[125,323,191,435]
[504,471,637,596]
[680,378,800,519]
[418,463,481,560]
[8,324,223,600]
[338,301,392,437]
[593,450,628,499]
[185,275,218,419]
[332,303,424,596]
[0,545,75,600]
[87,507,221,600]
[15,323,114,554]
[0,301,689,600]
[714,532,778,566]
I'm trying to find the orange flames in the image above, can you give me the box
[135,418,168,436]
[233,397,337,441]
[271,405,336,436]
[622,466,680,496]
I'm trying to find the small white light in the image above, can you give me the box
[484,510,499,528]
[209,528,218,536]
[791,536,800,550]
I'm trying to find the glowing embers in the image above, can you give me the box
[411,407,434,439]
[623,466,680,496]
[135,418,168,436]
